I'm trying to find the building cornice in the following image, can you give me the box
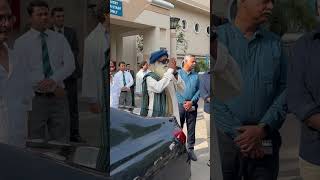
[170,0,210,13]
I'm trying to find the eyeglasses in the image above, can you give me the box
[0,15,15,25]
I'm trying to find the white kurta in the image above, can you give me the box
[146,68,185,122]
[135,69,150,95]
[110,75,121,108]
[0,45,33,147]
[82,23,109,105]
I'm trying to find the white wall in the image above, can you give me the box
[171,5,210,56]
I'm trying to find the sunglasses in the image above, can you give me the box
[159,58,169,64]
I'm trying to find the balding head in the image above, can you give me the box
[183,55,196,72]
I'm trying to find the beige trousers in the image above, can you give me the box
[300,157,320,180]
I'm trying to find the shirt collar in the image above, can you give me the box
[182,68,192,75]
[54,26,64,33]
[230,23,264,40]
[30,28,50,38]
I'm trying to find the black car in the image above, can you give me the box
[0,108,190,180]
[110,108,191,180]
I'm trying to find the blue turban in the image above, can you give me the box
[149,50,168,64]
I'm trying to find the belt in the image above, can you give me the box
[35,92,55,97]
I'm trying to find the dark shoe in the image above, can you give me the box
[188,149,197,161]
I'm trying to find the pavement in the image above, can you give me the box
[185,100,210,180]
[277,114,302,180]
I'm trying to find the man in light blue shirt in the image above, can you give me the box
[177,55,200,161]
[214,0,287,179]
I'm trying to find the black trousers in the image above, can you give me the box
[131,87,135,107]
[64,78,80,137]
[179,104,197,150]
[217,129,281,180]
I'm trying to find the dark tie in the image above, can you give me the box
[123,71,127,86]
[40,32,53,78]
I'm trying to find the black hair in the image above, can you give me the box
[97,1,109,23]
[119,61,126,67]
[27,0,49,16]
[51,7,64,16]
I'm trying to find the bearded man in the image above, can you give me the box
[140,50,185,122]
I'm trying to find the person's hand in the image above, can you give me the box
[242,144,265,159]
[168,57,177,70]
[234,125,266,153]
[38,79,57,92]
[54,86,65,97]
[89,103,101,114]
[206,97,211,103]
[184,101,193,111]
[121,87,129,91]
[306,113,320,130]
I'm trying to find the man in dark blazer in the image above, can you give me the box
[51,7,84,142]
[126,64,135,108]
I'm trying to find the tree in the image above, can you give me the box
[176,24,188,54]
[136,35,143,53]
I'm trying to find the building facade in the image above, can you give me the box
[110,0,209,72]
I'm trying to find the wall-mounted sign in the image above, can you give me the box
[110,0,123,17]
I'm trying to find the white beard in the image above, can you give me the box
[151,63,168,78]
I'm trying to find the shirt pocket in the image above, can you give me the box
[262,72,274,96]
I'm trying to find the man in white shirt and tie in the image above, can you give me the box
[113,61,134,109]
[14,0,75,145]
[0,0,33,147]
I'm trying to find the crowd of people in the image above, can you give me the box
[110,49,213,162]
[0,0,109,148]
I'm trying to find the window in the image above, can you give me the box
[181,19,187,31]
[194,23,200,33]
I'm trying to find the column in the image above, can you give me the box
[142,27,160,60]
[170,29,177,59]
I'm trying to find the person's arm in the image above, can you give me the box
[260,43,288,132]
[135,72,142,94]
[125,72,134,88]
[191,76,200,105]
[287,36,320,128]
[146,69,175,93]
[51,35,75,84]
[200,75,210,102]
[81,39,98,103]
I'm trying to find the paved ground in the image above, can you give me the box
[278,114,302,180]
[186,100,210,180]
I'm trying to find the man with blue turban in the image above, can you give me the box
[140,50,185,122]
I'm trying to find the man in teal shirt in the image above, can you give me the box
[214,0,287,179]
[177,55,200,161]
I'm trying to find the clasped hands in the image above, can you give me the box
[234,125,267,159]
